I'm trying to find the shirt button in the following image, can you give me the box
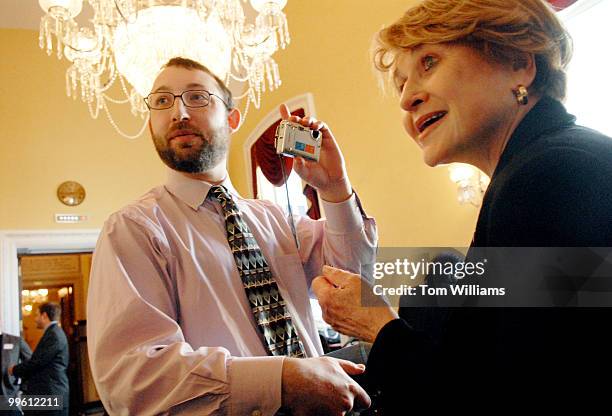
[251,410,262,416]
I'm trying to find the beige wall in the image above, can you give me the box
[0,29,166,230]
[0,0,478,247]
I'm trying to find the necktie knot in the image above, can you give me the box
[208,185,233,204]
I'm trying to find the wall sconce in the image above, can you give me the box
[58,287,72,298]
[448,163,490,206]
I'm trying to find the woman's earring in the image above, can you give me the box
[513,85,529,105]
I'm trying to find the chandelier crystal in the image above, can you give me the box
[38,0,291,138]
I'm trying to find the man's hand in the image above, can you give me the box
[279,104,352,203]
[313,265,399,343]
[8,365,14,376]
[281,356,371,415]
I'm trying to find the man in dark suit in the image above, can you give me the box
[9,303,69,416]
[1,320,33,416]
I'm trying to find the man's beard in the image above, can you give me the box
[154,122,230,173]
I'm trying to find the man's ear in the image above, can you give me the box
[227,108,241,131]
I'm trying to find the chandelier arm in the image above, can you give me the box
[113,0,136,24]
[64,45,91,53]
[233,89,252,100]
[101,44,111,72]
[254,86,261,108]
[87,99,101,119]
[98,52,115,83]
[236,92,251,131]
[117,73,133,99]
[63,40,98,53]
[102,99,150,139]
[63,24,102,54]
[97,66,116,89]
[228,72,251,82]
[241,32,274,48]
[96,60,109,78]
[102,94,131,104]
[96,70,118,94]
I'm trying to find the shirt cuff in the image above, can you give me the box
[321,193,365,234]
[228,356,285,416]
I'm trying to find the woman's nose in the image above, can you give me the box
[400,86,428,113]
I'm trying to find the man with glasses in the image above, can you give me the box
[88,57,376,415]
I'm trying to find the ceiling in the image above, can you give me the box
[1,0,41,30]
[0,0,93,30]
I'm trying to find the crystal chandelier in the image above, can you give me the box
[38,0,290,138]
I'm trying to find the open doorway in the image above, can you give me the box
[18,252,102,415]
[21,283,75,351]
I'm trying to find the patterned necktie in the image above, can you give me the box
[208,185,306,357]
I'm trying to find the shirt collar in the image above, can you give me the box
[492,96,576,178]
[164,168,242,210]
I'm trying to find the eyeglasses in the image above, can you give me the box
[144,90,230,110]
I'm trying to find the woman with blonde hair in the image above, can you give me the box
[314,0,612,411]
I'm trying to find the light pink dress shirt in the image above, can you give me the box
[87,169,377,416]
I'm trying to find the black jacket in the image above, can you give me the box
[473,96,612,247]
[366,97,612,412]
[12,323,69,398]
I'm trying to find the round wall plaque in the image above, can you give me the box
[57,181,86,206]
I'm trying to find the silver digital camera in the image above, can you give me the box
[274,120,322,162]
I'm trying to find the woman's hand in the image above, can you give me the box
[312,265,399,343]
[279,104,352,203]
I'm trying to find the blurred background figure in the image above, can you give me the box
[1,314,32,416]
[10,303,69,416]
